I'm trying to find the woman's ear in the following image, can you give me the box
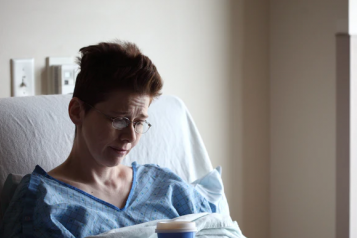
[68,97,85,126]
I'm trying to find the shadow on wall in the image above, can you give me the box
[228,1,270,238]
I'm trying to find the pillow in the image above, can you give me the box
[191,166,230,215]
[0,173,24,222]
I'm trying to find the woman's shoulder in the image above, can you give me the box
[2,173,32,207]
[0,167,43,236]
[4,166,45,203]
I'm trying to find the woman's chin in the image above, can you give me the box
[104,155,126,167]
[99,148,129,167]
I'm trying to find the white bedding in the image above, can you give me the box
[0,94,213,196]
[86,213,246,238]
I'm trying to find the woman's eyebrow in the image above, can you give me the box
[109,110,127,115]
[135,113,149,119]
[109,111,148,119]
[139,113,149,119]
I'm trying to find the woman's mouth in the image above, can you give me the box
[110,147,128,155]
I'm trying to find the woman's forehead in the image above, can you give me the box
[98,91,150,114]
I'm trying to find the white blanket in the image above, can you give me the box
[86,213,246,238]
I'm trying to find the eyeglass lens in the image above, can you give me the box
[112,118,149,134]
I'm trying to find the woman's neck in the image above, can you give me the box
[50,140,126,188]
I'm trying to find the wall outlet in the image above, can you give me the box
[46,57,75,94]
[11,58,35,97]
[52,64,79,94]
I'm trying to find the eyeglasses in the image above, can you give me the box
[84,103,151,134]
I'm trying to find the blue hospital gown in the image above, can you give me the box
[0,162,215,238]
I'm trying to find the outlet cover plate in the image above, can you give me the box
[46,57,75,94]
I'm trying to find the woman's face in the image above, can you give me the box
[79,91,151,167]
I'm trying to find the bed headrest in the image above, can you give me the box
[0,94,212,196]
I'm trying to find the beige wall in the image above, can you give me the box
[0,1,271,238]
[0,1,233,174]
[4,0,346,237]
[270,0,348,238]
[350,35,357,238]
[230,0,270,237]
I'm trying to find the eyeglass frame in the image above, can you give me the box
[83,102,152,134]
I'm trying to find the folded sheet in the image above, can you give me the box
[86,213,246,238]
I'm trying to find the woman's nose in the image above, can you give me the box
[119,123,137,142]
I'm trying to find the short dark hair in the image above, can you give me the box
[73,40,163,109]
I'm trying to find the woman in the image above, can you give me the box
[0,41,215,238]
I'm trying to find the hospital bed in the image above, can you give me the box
[0,94,244,237]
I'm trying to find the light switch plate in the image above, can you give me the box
[11,58,35,97]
